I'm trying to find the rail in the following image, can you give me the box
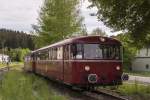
[0,67,10,72]
[82,89,128,100]
[0,67,9,85]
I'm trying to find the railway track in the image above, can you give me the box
[82,89,128,100]
[37,73,129,100]
[35,73,128,100]
[0,67,10,78]
[0,67,10,84]
[0,67,9,72]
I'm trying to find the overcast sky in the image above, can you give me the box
[0,0,120,36]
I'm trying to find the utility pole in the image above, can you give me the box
[83,24,88,36]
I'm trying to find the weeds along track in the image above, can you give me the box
[33,73,128,100]
[0,67,10,81]
[82,89,128,100]
[0,66,13,78]
[30,73,129,100]
[0,67,9,73]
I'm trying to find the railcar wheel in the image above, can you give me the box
[110,85,119,90]
[83,85,96,91]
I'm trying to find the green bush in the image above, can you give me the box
[116,34,138,71]
[2,48,30,62]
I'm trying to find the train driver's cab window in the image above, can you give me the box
[71,44,121,60]
[84,44,103,59]
[102,45,121,60]
[71,44,83,59]
[83,44,121,60]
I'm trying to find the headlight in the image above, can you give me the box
[100,37,105,42]
[85,66,90,71]
[116,66,120,70]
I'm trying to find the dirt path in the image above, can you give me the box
[128,75,150,84]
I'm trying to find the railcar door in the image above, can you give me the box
[57,46,64,81]
[63,45,72,83]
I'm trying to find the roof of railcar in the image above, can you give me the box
[32,36,121,53]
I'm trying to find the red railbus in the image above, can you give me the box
[24,36,127,88]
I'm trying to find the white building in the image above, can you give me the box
[0,54,9,63]
[132,48,150,71]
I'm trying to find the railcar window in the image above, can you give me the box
[57,46,63,60]
[36,53,40,60]
[71,44,122,60]
[76,44,83,59]
[46,50,49,60]
[36,50,49,60]
[31,54,36,61]
[64,45,69,60]
[52,48,54,60]
[52,48,57,60]
[84,44,103,59]
[84,44,121,60]
[49,48,52,60]
[39,52,49,60]
[71,44,83,59]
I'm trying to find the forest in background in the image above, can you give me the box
[0,28,34,61]
[0,28,35,50]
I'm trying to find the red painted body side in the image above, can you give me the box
[35,60,64,81]
[27,59,122,86]
[71,60,122,85]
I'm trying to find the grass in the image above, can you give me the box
[0,63,5,68]
[118,83,150,95]
[0,62,23,68]
[0,70,67,100]
[100,81,150,100]
[117,82,150,100]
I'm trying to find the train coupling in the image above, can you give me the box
[121,73,129,81]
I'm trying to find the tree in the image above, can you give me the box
[116,33,138,70]
[34,0,83,48]
[90,27,106,36]
[0,28,35,50]
[89,0,150,46]
[7,48,30,62]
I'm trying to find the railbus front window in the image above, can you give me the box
[84,44,103,59]
[71,43,122,60]
[84,44,122,60]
